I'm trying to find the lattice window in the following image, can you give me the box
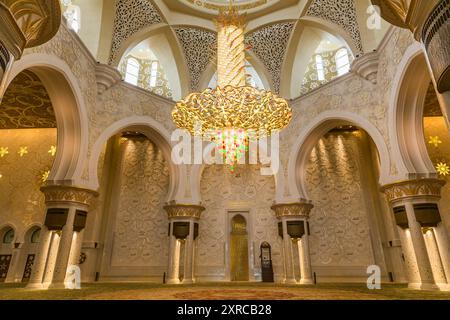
[335,48,350,76]
[315,55,325,81]
[124,57,140,86]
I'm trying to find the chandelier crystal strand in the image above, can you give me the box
[172,5,292,172]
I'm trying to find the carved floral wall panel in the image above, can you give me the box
[110,138,170,268]
[305,132,374,267]
[199,165,282,278]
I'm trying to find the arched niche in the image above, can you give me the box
[2,53,88,185]
[287,111,392,199]
[88,116,185,201]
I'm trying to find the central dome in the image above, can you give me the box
[183,0,271,11]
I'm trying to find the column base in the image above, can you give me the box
[283,278,298,285]
[48,282,68,290]
[408,282,440,291]
[167,278,181,285]
[26,282,48,290]
[437,283,450,291]
[182,279,195,285]
[300,278,314,285]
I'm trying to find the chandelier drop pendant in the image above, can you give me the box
[172,4,292,172]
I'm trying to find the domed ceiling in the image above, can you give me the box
[163,0,299,18]
[182,0,272,11]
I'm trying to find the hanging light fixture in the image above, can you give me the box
[172,3,292,172]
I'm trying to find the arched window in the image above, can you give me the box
[315,55,325,81]
[2,228,14,244]
[335,48,350,76]
[149,61,159,88]
[124,58,140,86]
[31,228,41,244]
[62,1,81,33]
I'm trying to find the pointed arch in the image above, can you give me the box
[287,111,392,199]
[3,53,89,185]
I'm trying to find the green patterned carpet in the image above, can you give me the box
[1,282,450,300]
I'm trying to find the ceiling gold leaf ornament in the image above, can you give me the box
[380,178,446,204]
[185,0,269,12]
[271,201,314,219]
[0,0,60,60]
[163,203,206,219]
[0,70,56,129]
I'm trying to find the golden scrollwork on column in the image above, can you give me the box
[270,201,314,219]
[371,0,439,39]
[40,185,98,207]
[0,0,61,59]
[163,203,205,220]
[380,178,446,204]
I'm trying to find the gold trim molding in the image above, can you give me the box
[380,178,446,203]
[163,203,206,219]
[270,201,314,219]
[40,185,99,207]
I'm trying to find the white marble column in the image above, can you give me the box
[49,208,77,288]
[296,239,303,281]
[167,221,177,284]
[282,218,296,284]
[299,225,313,285]
[434,224,450,284]
[423,228,447,286]
[168,239,181,284]
[183,220,195,284]
[397,227,421,285]
[27,227,52,289]
[404,202,437,290]
[42,232,61,286]
[271,201,314,285]
[164,204,204,285]
[68,230,84,267]
[5,245,22,283]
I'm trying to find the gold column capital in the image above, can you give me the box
[380,178,446,204]
[270,201,314,219]
[40,185,98,207]
[163,203,205,220]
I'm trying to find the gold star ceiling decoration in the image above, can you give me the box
[428,136,442,148]
[436,162,450,176]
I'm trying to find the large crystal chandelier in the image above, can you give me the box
[172,4,292,172]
